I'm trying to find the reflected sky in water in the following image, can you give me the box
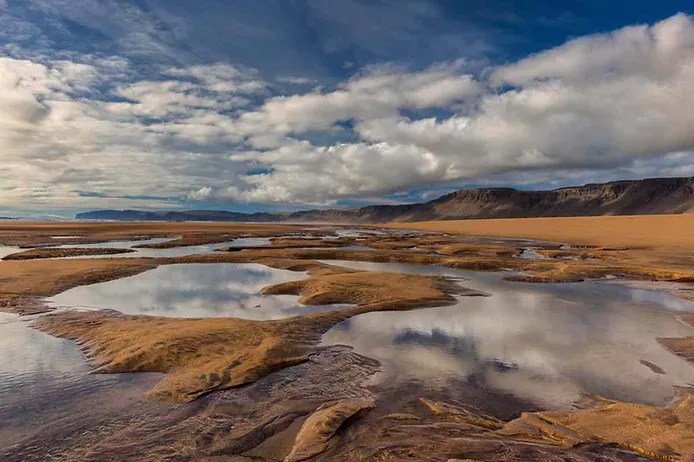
[60,237,172,249]
[52,237,271,259]
[2,260,345,444]
[0,313,124,433]
[0,246,20,259]
[48,263,347,319]
[321,260,694,409]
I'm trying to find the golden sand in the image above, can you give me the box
[386,214,694,248]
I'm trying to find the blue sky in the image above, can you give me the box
[1,0,693,217]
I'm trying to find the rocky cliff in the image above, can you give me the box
[77,177,694,223]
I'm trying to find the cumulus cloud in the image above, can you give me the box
[214,13,694,203]
[1,13,694,212]
[236,61,480,135]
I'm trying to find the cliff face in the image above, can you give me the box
[77,177,694,223]
[424,177,694,220]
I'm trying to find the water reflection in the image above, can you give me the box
[0,313,119,427]
[321,260,694,409]
[48,263,347,319]
[335,228,387,237]
[518,247,551,260]
[0,246,20,259]
[54,237,271,259]
[0,313,105,408]
[61,237,173,249]
[0,312,160,448]
[227,237,272,247]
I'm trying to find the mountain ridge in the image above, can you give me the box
[76,177,694,223]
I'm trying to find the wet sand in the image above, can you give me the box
[3,247,136,260]
[386,214,694,248]
[2,221,694,460]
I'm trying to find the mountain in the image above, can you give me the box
[76,177,694,223]
[76,210,281,222]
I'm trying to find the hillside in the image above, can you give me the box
[76,177,694,223]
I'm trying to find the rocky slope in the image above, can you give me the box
[77,177,694,223]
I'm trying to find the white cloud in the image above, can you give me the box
[166,63,268,94]
[490,13,694,87]
[0,57,264,211]
[1,13,694,212]
[213,13,694,203]
[237,61,480,134]
[276,76,317,85]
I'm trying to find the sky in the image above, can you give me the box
[1,0,693,217]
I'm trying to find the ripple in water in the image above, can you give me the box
[0,312,158,446]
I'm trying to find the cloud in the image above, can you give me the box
[166,63,268,93]
[276,76,317,85]
[0,57,265,211]
[209,13,694,203]
[1,12,694,212]
[236,61,480,135]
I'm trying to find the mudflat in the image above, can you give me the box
[0,221,308,247]
[386,214,694,248]
[2,220,694,461]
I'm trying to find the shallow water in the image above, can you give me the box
[334,228,388,237]
[226,237,272,247]
[2,261,349,449]
[61,237,173,249]
[0,312,158,446]
[518,247,551,260]
[332,227,432,237]
[463,236,563,246]
[0,313,114,414]
[54,237,271,259]
[0,246,20,259]
[48,263,347,319]
[320,260,694,409]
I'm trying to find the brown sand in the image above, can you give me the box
[386,214,694,249]
[3,247,136,260]
[498,392,694,461]
[284,398,374,462]
[1,221,693,460]
[4,218,693,285]
[0,221,311,248]
[32,262,460,403]
[3,344,660,462]
[0,258,158,314]
[3,236,692,314]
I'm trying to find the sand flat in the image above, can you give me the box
[386,214,694,249]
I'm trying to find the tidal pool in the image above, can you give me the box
[320,260,694,409]
[53,237,271,259]
[48,263,347,319]
[2,260,345,452]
